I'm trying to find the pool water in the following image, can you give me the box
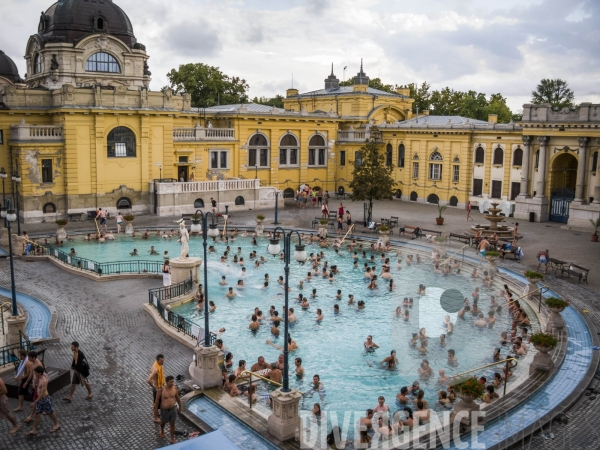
[66,234,536,414]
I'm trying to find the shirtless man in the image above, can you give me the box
[294,357,304,377]
[396,387,409,405]
[96,208,108,232]
[0,377,19,434]
[154,375,181,444]
[268,365,283,384]
[478,238,490,260]
[437,370,449,385]
[26,366,60,435]
[22,351,44,423]
[249,314,260,330]
[358,409,374,431]
[13,349,29,412]
[250,356,269,372]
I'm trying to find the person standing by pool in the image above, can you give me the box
[147,354,166,423]
[154,375,181,445]
[25,366,60,435]
[162,260,171,296]
[536,249,549,274]
[337,203,344,218]
[96,208,108,232]
[466,201,473,221]
[63,341,92,402]
[0,377,19,434]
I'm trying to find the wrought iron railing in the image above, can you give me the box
[44,244,163,276]
[147,272,216,345]
[0,330,30,368]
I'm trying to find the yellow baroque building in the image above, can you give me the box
[1,0,599,228]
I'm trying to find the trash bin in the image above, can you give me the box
[529,211,535,223]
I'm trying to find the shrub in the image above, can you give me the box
[256,214,265,220]
[524,270,544,280]
[379,225,390,232]
[435,235,448,243]
[191,214,201,221]
[545,297,569,309]
[55,219,68,227]
[123,214,135,221]
[319,219,329,225]
[485,250,500,257]
[529,332,558,348]
[451,377,485,398]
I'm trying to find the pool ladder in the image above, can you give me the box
[449,357,519,397]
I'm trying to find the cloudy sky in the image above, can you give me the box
[2,0,599,111]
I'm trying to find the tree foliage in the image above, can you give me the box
[165,63,249,108]
[408,81,432,113]
[339,77,397,94]
[531,78,575,109]
[251,95,284,108]
[349,137,396,222]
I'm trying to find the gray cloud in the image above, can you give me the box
[162,20,222,57]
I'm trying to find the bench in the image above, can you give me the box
[449,233,472,244]
[399,225,424,238]
[68,213,84,222]
[561,264,589,284]
[500,248,520,260]
[2,367,71,401]
[181,214,193,221]
[422,228,442,237]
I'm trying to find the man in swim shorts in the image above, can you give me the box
[536,249,549,273]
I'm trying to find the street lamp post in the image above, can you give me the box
[0,167,6,228]
[12,171,21,236]
[267,228,307,391]
[274,191,280,225]
[194,209,220,346]
[0,205,18,316]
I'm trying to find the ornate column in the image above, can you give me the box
[519,135,532,197]
[594,138,600,204]
[535,136,549,198]
[574,137,589,202]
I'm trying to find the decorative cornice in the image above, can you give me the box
[537,136,549,146]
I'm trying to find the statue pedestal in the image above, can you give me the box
[170,257,202,284]
[188,345,222,390]
[268,388,302,442]
[0,227,9,247]
[6,314,28,346]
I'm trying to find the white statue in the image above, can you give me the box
[179,221,190,258]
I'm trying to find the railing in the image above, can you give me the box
[9,120,64,142]
[450,358,519,397]
[0,330,30,368]
[147,273,216,345]
[156,179,260,194]
[173,127,235,141]
[503,284,551,312]
[239,370,303,409]
[337,129,369,141]
[45,244,163,276]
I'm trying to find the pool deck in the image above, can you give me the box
[0,200,599,449]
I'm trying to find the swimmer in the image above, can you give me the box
[348,294,355,305]
[300,298,310,309]
[418,360,433,377]
[447,349,457,364]
[437,370,449,385]
[271,320,280,336]
[209,301,216,312]
[249,314,260,330]
[336,290,342,300]
[357,300,365,309]
[419,328,429,339]
[295,358,304,377]
[417,340,428,354]
[439,334,447,347]
[225,287,237,298]
[403,309,410,321]
[288,307,297,323]
[219,276,228,286]
[130,248,138,256]
[364,335,379,350]
[388,279,396,290]
[149,246,159,255]
[316,309,323,322]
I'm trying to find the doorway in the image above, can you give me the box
[177,156,189,182]
[549,153,577,223]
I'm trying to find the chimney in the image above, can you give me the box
[488,114,498,124]
[422,110,430,116]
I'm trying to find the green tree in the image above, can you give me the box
[484,93,513,123]
[349,137,395,223]
[251,95,284,108]
[408,81,432,113]
[429,87,464,116]
[339,77,397,93]
[165,63,249,108]
[457,90,488,121]
[531,78,574,109]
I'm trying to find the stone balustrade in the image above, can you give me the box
[155,179,260,194]
[337,129,369,142]
[173,124,235,141]
[9,119,64,142]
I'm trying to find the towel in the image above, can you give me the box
[153,361,165,388]
[16,358,27,379]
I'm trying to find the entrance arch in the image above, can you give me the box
[549,153,577,223]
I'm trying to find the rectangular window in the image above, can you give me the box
[210,151,228,169]
[491,180,502,199]
[260,149,268,167]
[453,165,459,182]
[318,149,325,166]
[412,162,419,178]
[510,182,521,200]
[309,149,316,166]
[0,130,3,144]
[249,149,257,167]
[42,159,52,183]
[178,156,188,163]
[429,163,442,180]
[473,178,483,196]
[289,149,297,165]
[340,151,346,166]
[114,142,127,157]
[355,151,362,167]
[279,149,287,165]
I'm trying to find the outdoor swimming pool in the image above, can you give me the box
[65,233,539,415]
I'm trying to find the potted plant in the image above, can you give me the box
[318,219,329,238]
[55,219,68,240]
[378,224,390,234]
[449,377,484,426]
[484,250,500,261]
[545,297,569,332]
[256,214,265,224]
[436,205,447,226]
[524,270,544,281]
[190,214,202,234]
[529,332,558,373]
[590,217,600,242]
[123,214,134,234]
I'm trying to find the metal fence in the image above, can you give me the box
[147,273,216,345]
[0,330,30,368]
[44,245,163,276]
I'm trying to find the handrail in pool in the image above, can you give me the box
[502,284,551,312]
[449,357,518,396]
[440,243,471,266]
[239,370,304,410]
[339,223,355,245]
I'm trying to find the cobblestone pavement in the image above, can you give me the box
[0,259,196,450]
[3,200,599,449]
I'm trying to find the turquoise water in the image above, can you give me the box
[66,234,535,414]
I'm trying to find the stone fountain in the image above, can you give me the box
[470,202,514,237]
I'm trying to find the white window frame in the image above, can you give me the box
[248,148,269,168]
[429,163,442,180]
[412,162,419,178]
[210,150,229,169]
[308,148,327,167]
[453,165,460,182]
[279,148,299,167]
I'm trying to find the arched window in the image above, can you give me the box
[249,133,269,168]
[453,156,461,163]
[194,198,205,208]
[34,54,42,74]
[430,151,442,160]
[535,149,540,169]
[43,202,56,213]
[513,147,523,166]
[398,144,405,168]
[86,52,120,73]
[97,18,105,30]
[395,189,402,199]
[283,188,295,198]
[107,127,136,157]
[429,151,442,180]
[338,186,345,195]
[449,196,458,206]
[427,194,439,204]
[493,147,504,165]
[308,135,326,166]
[592,151,598,173]
[410,191,418,201]
[385,143,393,166]
[235,196,245,205]
[116,197,132,209]
[279,134,298,167]
[475,146,485,164]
